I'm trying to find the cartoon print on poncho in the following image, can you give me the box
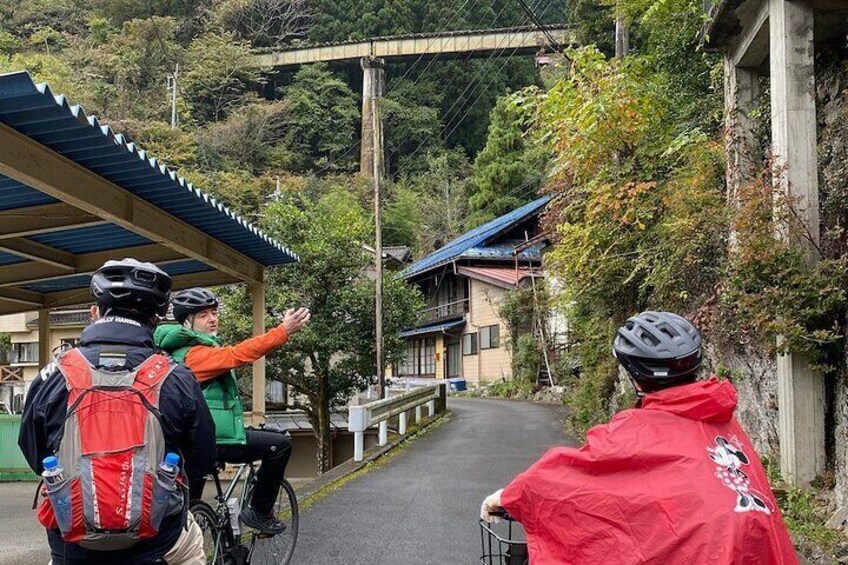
[708,435,771,515]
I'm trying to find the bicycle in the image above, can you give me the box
[190,458,299,565]
[480,511,528,565]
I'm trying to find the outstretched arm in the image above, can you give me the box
[185,308,310,382]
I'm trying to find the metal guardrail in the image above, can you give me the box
[348,384,445,462]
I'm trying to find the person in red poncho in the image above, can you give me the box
[480,311,797,565]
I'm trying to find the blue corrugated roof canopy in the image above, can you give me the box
[0,71,298,314]
[399,319,465,338]
[400,195,551,280]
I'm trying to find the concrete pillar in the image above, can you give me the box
[378,420,388,446]
[251,282,266,424]
[399,411,407,435]
[360,57,385,179]
[770,0,824,485]
[724,57,760,209]
[38,308,50,367]
[354,431,364,462]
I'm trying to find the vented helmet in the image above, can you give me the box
[171,287,219,323]
[90,259,171,317]
[613,311,702,392]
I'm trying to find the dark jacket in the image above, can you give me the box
[18,317,216,565]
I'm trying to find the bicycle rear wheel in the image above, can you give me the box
[191,500,225,564]
[248,478,299,565]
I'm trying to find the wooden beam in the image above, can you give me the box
[38,307,50,367]
[0,287,44,307]
[0,244,187,287]
[0,203,105,239]
[42,270,243,309]
[0,237,75,270]
[0,123,265,283]
[251,282,266,423]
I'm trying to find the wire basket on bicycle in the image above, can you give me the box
[480,512,529,565]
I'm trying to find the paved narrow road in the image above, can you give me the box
[291,397,575,565]
[0,397,573,564]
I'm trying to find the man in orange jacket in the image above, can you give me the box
[154,287,310,534]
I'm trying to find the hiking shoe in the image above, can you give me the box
[240,506,286,535]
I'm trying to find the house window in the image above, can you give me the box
[480,325,500,350]
[12,342,38,364]
[399,343,416,376]
[419,338,435,375]
[462,333,478,356]
[398,337,437,377]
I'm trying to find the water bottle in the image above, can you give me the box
[157,452,180,489]
[42,456,64,485]
[42,455,71,530]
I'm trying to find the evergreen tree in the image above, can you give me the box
[466,96,548,228]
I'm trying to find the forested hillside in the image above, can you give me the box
[0,0,587,252]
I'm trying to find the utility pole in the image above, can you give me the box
[615,4,630,58]
[360,57,386,178]
[362,56,386,398]
[167,64,180,128]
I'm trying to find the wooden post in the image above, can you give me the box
[251,282,266,424]
[769,0,824,485]
[38,308,50,368]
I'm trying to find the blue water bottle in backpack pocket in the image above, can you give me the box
[151,452,182,530]
[42,456,72,531]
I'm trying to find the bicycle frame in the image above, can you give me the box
[209,463,257,565]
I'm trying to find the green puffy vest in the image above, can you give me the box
[153,324,247,445]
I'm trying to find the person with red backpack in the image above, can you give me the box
[480,311,798,564]
[18,259,216,565]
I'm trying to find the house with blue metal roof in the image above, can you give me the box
[395,196,551,385]
[0,70,297,418]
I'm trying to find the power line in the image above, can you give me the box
[390,0,509,98]
[513,0,563,53]
[393,0,480,85]
[401,0,552,168]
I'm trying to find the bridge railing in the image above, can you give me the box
[348,384,446,462]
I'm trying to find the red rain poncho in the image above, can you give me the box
[501,378,797,564]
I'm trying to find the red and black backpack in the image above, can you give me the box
[36,348,184,550]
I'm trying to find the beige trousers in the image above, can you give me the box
[46,512,206,565]
[163,511,206,565]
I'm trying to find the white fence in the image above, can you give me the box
[348,384,445,462]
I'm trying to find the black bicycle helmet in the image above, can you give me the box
[172,287,219,323]
[90,258,172,317]
[613,311,702,392]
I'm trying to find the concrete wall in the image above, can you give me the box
[286,429,380,479]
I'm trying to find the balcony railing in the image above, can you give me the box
[420,298,468,324]
[0,366,23,382]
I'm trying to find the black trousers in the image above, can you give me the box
[191,429,292,514]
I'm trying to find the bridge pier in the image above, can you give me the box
[769,0,824,485]
[704,0,828,485]
[360,57,385,179]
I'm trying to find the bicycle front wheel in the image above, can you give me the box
[248,478,299,565]
[190,500,225,565]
